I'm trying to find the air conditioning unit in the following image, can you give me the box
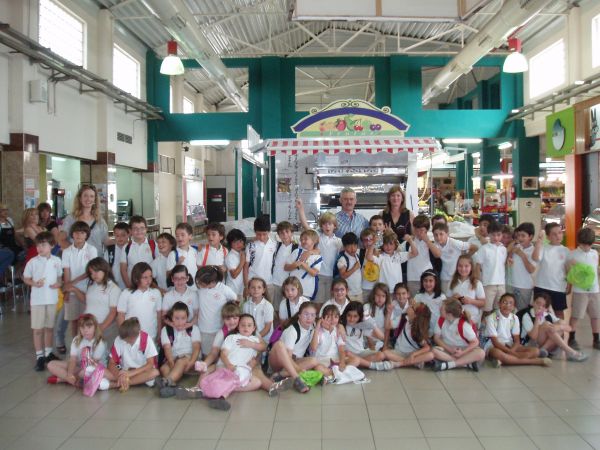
[29,79,48,103]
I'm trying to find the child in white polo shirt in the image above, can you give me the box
[107,317,160,390]
[433,222,477,294]
[162,265,198,324]
[473,221,507,316]
[197,222,228,274]
[507,222,538,310]
[120,216,158,288]
[244,215,277,300]
[407,215,440,296]
[366,230,417,293]
[23,232,63,371]
[242,277,274,343]
[336,233,363,303]
[284,229,323,302]
[167,223,200,286]
[224,228,246,303]
[270,222,297,312]
[117,262,162,341]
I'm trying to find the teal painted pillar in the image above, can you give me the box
[145,50,170,165]
[513,136,540,225]
[455,154,474,199]
[480,140,501,191]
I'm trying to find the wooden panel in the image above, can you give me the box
[564,153,582,249]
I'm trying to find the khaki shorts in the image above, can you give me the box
[348,293,363,304]
[63,293,83,321]
[315,276,333,303]
[31,304,57,329]
[483,284,506,312]
[407,281,421,297]
[267,284,275,305]
[362,290,371,302]
[571,292,600,320]
[272,285,284,311]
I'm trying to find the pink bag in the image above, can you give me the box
[81,347,106,397]
[199,367,241,399]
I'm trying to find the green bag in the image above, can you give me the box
[299,370,323,387]
[567,263,597,291]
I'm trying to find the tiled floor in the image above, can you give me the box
[1,305,600,450]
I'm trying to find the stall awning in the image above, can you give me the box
[261,137,440,156]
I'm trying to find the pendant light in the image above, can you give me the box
[503,37,528,73]
[160,40,184,76]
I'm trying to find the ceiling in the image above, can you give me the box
[96,0,580,111]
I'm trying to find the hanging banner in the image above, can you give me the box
[545,107,574,158]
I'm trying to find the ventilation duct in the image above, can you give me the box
[421,0,553,105]
[141,0,248,112]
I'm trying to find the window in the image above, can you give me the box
[39,0,85,67]
[113,45,140,97]
[183,96,194,114]
[529,39,566,99]
[593,13,600,69]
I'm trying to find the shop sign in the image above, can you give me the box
[291,99,410,137]
[545,107,574,158]
[590,104,600,152]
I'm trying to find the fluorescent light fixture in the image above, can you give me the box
[503,52,528,73]
[511,109,520,114]
[52,157,66,162]
[491,174,514,180]
[472,177,481,184]
[442,138,483,144]
[190,140,231,146]
[108,167,117,173]
[471,152,481,158]
[498,142,512,150]
[45,169,52,173]
[539,177,545,181]
[160,41,184,76]
[574,80,585,85]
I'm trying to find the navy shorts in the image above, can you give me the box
[533,287,567,311]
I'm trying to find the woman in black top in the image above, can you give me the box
[381,186,414,241]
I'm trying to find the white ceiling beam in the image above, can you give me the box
[295,22,331,51]
[295,81,372,97]
[296,67,329,88]
[402,25,464,52]
[336,22,373,52]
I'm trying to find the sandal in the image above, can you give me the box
[293,376,310,394]
[271,372,285,382]
[268,377,292,397]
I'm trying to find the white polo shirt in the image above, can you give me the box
[120,239,156,275]
[536,244,570,292]
[415,292,446,334]
[84,280,121,323]
[110,333,158,369]
[473,243,506,286]
[511,244,536,289]
[447,279,485,325]
[167,246,200,280]
[225,250,244,295]
[242,298,274,341]
[345,323,374,354]
[110,244,127,289]
[219,333,260,367]
[62,242,98,291]
[279,296,309,321]
[197,282,237,333]
[286,248,323,300]
[436,238,470,281]
[314,326,345,359]
[70,337,107,365]
[485,311,520,345]
[407,238,433,282]
[198,244,227,267]
[318,233,343,278]
[162,287,198,320]
[373,251,410,291]
[24,254,63,306]
[151,252,170,291]
[321,298,350,316]
[520,308,559,339]
[395,321,422,354]
[160,324,201,358]
[246,238,277,284]
[434,316,477,349]
[117,288,162,338]
[272,242,296,286]
[336,251,362,295]
[281,323,313,358]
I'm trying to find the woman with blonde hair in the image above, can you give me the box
[61,184,111,255]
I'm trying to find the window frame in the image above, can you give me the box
[113,43,141,98]
[528,39,566,99]
[38,0,87,68]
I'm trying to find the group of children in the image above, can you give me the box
[23,205,599,406]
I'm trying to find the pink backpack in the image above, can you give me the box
[80,347,106,397]
[199,367,240,399]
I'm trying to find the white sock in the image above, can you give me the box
[36,350,43,358]
[98,378,110,390]
[44,347,53,357]
[447,361,456,369]
[145,379,155,387]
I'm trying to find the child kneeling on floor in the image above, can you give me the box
[484,293,551,368]
[432,298,485,371]
[107,317,159,390]
[157,302,201,397]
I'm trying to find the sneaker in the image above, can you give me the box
[145,379,155,388]
[415,362,425,370]
[34,356,45,372]
[593,341,600,351]
[372,361,393,371]
[538,348,549,358]
[567,351,589,362]
[322,375,335,385]
[569,339,580,351]
[491,358,502,368]
[45,352,60,363]
[159,386,176,398]
[433,360,443,372]
[541,357,552,367]
[268,377,292,397]
[468,361,480,372]
[47,375,59,384]
[175,386,204,400]
[207,397,231,411]
[157,377,168,389]
[98,378,110,391]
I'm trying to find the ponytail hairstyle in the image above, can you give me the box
[86,257,115,288]
[449,254,478,291]
[165,301,190,322]
[366,283,391,317]
[195,265,223,287]
[285,301,317,331]
[340,301,364,327]
[411,303,431,344]
[419,269,442,297]
[443,298,470,323]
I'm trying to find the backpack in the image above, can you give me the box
[263,321,307,371]
[125,239,157,262]
[437,316,478,345]
[158,325,194,366]
[198,244,227,267]
[515,307,552,344]
[272,242,298,274]
[332,251,358,279]
[110,331,156,368]
[294,250,322,280]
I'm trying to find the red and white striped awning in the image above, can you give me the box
[264,137,440,156]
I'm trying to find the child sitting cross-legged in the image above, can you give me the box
[484,293,551,368]
[157,302,201,398]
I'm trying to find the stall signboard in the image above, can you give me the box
[545,107,574,158]
[291,99,410,137]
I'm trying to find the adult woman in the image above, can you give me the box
[38,202,59,229]
[61,185,110,255]
[454,191,475,225]
[381,186,414,241]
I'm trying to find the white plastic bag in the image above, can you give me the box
[331,365,368,385]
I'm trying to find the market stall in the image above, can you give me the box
[253,100,441,225]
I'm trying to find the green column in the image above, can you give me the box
[480,140,501,191]
[512,136,540,225]
[455,153,474,199]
